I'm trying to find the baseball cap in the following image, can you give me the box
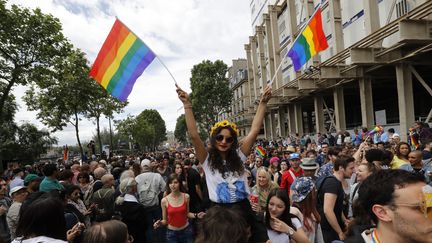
[291,177,315,203]
[392,133,400,138]
[189,153,195,159]
[9,186,26,197]
[289,153,300,160]
[24,174,42,185]
[141,159,151,167]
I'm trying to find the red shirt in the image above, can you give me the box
[167,194,188,228]
[280,168,304,193]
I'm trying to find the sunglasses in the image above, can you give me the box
[215,135,234,144]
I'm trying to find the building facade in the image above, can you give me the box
[229,0,432,141]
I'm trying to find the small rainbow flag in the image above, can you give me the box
[89,19,156,102]
[367,125,383,136]
[287,7,328,71]
[409,129,420,150]
[255,145,266,158]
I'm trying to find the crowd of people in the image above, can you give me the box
[0,84,430,243]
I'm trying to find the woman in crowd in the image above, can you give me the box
[64,184,93,228]
[391,142,411,169]
[83,220,132,243]
[265,189,310,243]
[251,168,279,215]
[115,178,147,243]
[268,157,280,181]
[153,174,205,243]
[291,177,322,242]
[174,162,187,191]
[348,162,376,218]
[274,159,289,186]
[13,192,82,243]
[176,83,271,242]
[77,172,91,196]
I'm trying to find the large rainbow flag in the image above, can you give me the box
[89,19,156,102]
[287,7,328,71]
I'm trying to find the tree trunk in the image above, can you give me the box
[96,116,103,156]
[74,112,84,158]
[0,78,15,127]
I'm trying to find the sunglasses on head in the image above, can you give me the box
[215,135,234,144]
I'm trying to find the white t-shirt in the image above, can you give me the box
[267,218,302,243]
[203,150,250,203]
[12,236,67,243]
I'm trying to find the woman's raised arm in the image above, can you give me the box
[176,84,207,164]
[240,85,272,156]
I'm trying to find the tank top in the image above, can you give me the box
[167,194,188,228]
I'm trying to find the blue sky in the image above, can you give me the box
[8,0,252,146]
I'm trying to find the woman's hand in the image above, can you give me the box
[260,85,272,103]
[251,202,261,213]
[176,84,191,106]
[197,212,206,219]
[270,217,293,235]
[67,222,84,241]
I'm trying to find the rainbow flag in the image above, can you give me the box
[287,7,328,71]
[367,125,383,136]
[409,130,420,150]
[255,145,266,158]
[89,19,156,102]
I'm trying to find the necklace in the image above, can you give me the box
[371,230,381,243]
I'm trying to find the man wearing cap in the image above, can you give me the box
[9,168,24,189]
[24,174,42,193]
[300,158,319,182]
[135,158,166,243]
[280,153,304,195]
[7,186,28,239]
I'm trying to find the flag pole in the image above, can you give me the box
[115,17,178,85]
[267,3,322,86]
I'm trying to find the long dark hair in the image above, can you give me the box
[265,189,298,231]
[165,173,186,194]
[208,126,244,178]
[395,142,411,160]
[16,192,67,240]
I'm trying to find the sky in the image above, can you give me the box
[8,0,253,146]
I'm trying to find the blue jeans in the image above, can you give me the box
[166,224,193,243]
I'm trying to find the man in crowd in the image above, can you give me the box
[23,174,42,194]
[7,186,28,239]
[9,169,24,189]
[380,128,395,143]
[39,164,64,192]
[0,179,11,242]
[135,158,166,243]
[183,159,203,214]
[92,174,115,222]
[351,170,431,243]
[317,155,355,242]
[280,153,304,194]
[299,157,319,181]
[317,147,341,179]
[251,156,264,180]
[316,142,329,166]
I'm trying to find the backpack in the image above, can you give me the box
[138,173,161,207]
[83,180,99,207]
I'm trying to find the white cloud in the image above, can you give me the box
[8,0,252,146]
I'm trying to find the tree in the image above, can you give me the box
[15,123,58,162]
[24,48,96,157]
[136,109,167,149]
[116,115,155,151]
[189,60,233,134]
[0,1,69,127]
[174,114,187,146]
[86,87,128,155]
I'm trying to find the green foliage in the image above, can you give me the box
[116,109,167,151]
[174,114,187,146]
[0,1,70,126]
[1,123,57,163]
[189,60,232,133]
[91,128,129,152]
[24,48,96,156]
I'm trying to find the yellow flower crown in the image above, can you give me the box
[210,120,240,137]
